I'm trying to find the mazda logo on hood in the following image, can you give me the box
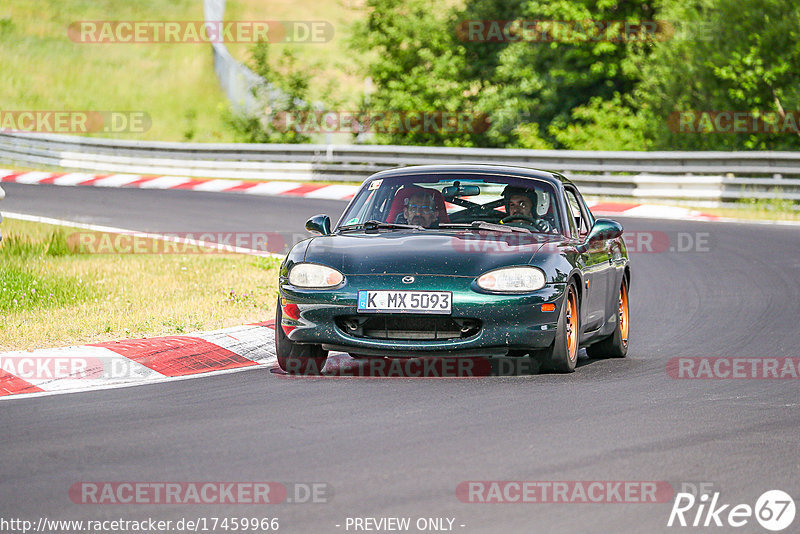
[402,276,415,284]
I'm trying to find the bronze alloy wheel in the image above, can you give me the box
[565,286,579,363]
[585,278,630,360]
[619,281,629,347]
[535,280,581,372]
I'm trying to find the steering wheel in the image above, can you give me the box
[502,215,554,233]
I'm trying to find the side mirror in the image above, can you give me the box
[305,214,332,236]
[577,219,623,252]
[587,218,623,242]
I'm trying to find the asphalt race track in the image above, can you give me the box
[2,183,799,533]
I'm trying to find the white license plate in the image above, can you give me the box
[357,290,452,314]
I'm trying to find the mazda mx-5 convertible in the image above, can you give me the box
[276,164,630,374]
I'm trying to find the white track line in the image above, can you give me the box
[2,212,286,258]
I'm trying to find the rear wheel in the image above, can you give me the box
[275,300,327,374]
[536,281,580,373]
[586,278,629,359]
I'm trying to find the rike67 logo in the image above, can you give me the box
[668,490,795,531]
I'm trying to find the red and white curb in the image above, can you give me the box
[585,201,718,221]
[0,169,359,201]
[0,322,278,400]
[0,168,722,221]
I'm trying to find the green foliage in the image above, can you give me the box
[473,0,658,148]
[349,0,800,151]
[635,0,800,150]
[226,42,315,143]
[550,93,651,150]
[514,123,553,149]
[350,0,487,146]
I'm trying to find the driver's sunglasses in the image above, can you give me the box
[406,203,435,213]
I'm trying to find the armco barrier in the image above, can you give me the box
[1,132,800,201]
[204,0,264,116]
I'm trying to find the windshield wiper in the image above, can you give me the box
[337,220,425,233]
[438,221,531,234]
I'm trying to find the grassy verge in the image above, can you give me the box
[0,218,280,351]
[1,0,236,142]
[698,198,800,222]
[226,0,367,106]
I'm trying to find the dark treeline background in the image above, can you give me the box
[347,0,800,150]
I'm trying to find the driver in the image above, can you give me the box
[501,185,553,233]
[397,191,440,228]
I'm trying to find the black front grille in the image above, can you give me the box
[336,315,481,340]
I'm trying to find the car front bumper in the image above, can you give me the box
[279,274,565,357]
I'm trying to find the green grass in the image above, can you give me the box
[225,0,367,106]
[0,0,374,142]
[0,226,97,313]
[0,218,281,350]
[0,0,236,142]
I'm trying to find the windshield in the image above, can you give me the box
[337,173,564,235]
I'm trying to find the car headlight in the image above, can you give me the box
[477,266,546,292]
[288,263,344,288]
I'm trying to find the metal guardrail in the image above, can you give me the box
[2,132,800,202]
[204,0,264,116]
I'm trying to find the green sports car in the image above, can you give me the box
[276,164,630,374]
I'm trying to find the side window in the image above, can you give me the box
[565,189,589,237]
[563,191,579,237]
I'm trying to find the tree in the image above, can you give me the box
[350,0,488,146]
[635,0,800,150]
[227,42,314,144]
[471,0,659,148]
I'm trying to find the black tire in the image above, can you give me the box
[275,300,327,374]
[535,281,580,373]
[586,278,629,359]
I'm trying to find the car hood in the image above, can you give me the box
[303,231,566,277]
